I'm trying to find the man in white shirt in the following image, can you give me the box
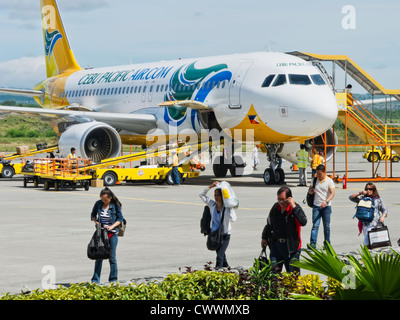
[308,164,335,248]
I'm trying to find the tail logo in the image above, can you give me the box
[44,29,62,57]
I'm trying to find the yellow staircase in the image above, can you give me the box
[336,91,400,153]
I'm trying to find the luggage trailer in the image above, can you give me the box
[21,142,208,191]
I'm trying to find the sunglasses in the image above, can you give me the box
[365,188,373,191]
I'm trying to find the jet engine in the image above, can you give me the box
[278,128,338,165]
[58,122,121,163]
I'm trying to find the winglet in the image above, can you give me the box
[41,0,81,77]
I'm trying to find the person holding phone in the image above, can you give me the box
[261,187,307,273]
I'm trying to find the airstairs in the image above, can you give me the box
[289,51,400,182]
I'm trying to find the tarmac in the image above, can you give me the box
[1,151,400,296]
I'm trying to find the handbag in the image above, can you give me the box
[304,177,317,208]
[87,224,112,260]
[118,218,127,237]
[206,208,225,251]
[258,245,269,268]
[367,223,392,249]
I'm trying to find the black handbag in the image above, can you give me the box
[258,245,269,268]
[304,177,317,208]
[367,223,392,249]
[87,224,112,260]
[206,208,225,251]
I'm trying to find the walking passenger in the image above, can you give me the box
[349,182,388,246]
[90,187,124,283]
[261,187,307,273]
[199,181,237,269]
[308,164,335,248]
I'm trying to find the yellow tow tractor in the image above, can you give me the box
[363,146,400,163]
[0,143,58,178]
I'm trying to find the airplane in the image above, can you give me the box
[0,0,338,185]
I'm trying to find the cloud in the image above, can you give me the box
[0,56,46,89]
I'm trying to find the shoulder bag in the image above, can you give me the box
[206,208,225,251]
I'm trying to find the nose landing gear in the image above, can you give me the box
[262,144,285,185]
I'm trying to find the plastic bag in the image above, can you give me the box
[217,181,239,209]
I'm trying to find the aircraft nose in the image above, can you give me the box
[267,89,338,137]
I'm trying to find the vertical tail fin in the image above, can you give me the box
[41,0,81,78]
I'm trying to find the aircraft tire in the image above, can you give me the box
[263,168,285,185]
[213,156,228,178]
[263,168,274,185]
[274,168,285,185]
[229,155,245,177]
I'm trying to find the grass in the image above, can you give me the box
[0,115,57,151]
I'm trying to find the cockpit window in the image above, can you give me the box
[261,75,275,87]
[310,74,326,85]
[272,74,287,87]
[288,74,311,85]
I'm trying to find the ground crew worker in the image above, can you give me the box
[296,144,308,186]
[67,147,77,171]
[312,151,324,178]
[171,150,180,185]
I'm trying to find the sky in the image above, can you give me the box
[0,0,399,93]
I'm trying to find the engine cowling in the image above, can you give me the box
[278,128,338,165]
[58,122,121,163]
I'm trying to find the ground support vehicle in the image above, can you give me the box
[21,158,92,191]
[92,163,200,186]
[363,146,400,163]
[0,144,58,178]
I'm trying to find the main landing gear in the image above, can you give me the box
[262,144,285,185]
[212,142,246,178]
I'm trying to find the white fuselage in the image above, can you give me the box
[49,51,338,143]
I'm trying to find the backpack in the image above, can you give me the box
[353,197,375,223]
[200,205,211,236]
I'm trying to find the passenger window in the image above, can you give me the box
[311,74,326,85]
[288,74,311,85]
[261,75,275,87]
[272,74,287,87]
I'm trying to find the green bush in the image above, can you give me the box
[0,270,240,300]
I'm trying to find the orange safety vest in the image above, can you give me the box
[312,154,324,169]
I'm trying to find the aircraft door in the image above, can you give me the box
[229,60,253,109]
[148,81,155,102]
[141,81,148,102]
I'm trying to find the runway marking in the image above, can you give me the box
[48,191,262,211]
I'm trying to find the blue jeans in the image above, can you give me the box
[216,234,230,269]
[310,205,332,247]
[91,233,118,283]
[172,166,180,185]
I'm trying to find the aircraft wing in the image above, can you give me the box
[0,105,157,134]
[0,88,45,98]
